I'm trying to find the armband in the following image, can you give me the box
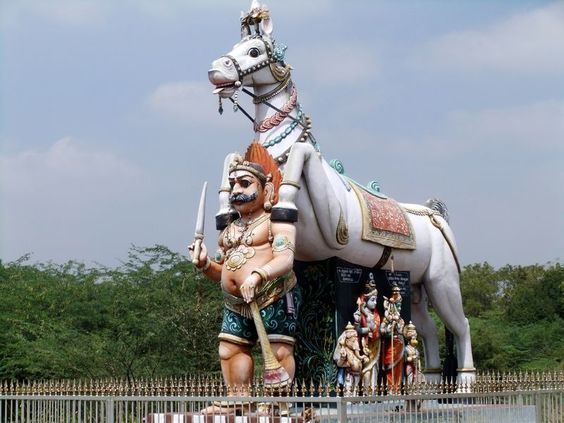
[272,234,295,253]
[213,249,225,264]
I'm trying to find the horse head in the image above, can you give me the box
[208,1,291,99]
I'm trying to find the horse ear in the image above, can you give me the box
[251,0,260,10]
[261,14,273,36]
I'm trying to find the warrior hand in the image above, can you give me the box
[188,242,208,268]
[240,272,261,303]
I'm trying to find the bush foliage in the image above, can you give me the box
[0,247,562,379]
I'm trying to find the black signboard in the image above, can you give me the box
[374,270,411,323]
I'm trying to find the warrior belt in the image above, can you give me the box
[222,271,297,319]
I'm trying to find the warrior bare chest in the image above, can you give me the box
[222,215,273,272]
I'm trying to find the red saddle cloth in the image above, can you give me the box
[350,182,416,250]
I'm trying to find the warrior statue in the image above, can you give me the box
[353,273,381,390]
[189,143,300,407]
[380,285,405,393]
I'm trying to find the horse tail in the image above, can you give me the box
[425,198,449,223]
[424,198,461,273]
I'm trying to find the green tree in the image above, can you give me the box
[500,264,562,324]
[460,262,500,317]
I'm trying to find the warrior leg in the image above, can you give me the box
[271,342,295,381]
[201,341,253,414]
[219,341,254,389]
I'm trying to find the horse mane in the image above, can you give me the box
[244,141,282,204]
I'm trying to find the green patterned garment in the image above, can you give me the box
[219,286,302,346]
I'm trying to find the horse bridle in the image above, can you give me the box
[222,36,276,82]
[218,36,314,151]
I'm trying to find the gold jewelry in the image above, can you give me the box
[225,245,255,271]
[213,249,225,264]
[226,213,269,248]
[228,157,271,184]
[224,213,270,272]
[272,234,295,253]
[264,200,272,212]
[252,268,269,283]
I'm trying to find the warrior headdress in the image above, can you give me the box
[229,141,282,205]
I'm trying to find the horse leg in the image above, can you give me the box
[215,153,239,230]
[410,286,442,383]
[423,239,475,384]
[273,142,345,249]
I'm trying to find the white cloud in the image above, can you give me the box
[125,0,332,21]
[293,43,379,85]
[0,137,142,197]
[0,138,150,263]
[414,2,564,73]
[1,0,331,29]
[446,100,564,150]
[148,82,212,123]
[328,101,564,161]
[147,81,247,130]
[2,0,107,28]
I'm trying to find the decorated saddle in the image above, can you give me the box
[350,181,416,250]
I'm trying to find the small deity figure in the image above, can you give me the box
[353,273,381,390]
[333,322,367,394]
[189,143,299,411]
[403,321,422,386]
[380,284,405,393]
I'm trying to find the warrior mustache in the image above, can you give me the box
[229,192,258,204]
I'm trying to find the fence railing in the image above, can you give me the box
[1,371,562,422]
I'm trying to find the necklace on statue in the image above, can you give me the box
[224,213,269,272]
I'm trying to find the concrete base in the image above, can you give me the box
[146,414,303,423]
[147,401,537,423]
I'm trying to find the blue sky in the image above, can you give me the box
[1,0,563,267]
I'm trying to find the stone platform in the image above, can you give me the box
[146,414,304,423]
[146,402,537,422]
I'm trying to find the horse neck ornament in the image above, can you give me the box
[208,1,475,385]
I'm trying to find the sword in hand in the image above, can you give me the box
[191,181,208,267]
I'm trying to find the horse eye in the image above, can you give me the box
[248,47,260,58]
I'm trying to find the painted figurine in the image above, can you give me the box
[333,322,367,394]
[403,321,422,386]
[380,285,405,393]
[189,143,299,407]
[354,273,381,390]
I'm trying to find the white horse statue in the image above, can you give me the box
[208,1,474,383]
